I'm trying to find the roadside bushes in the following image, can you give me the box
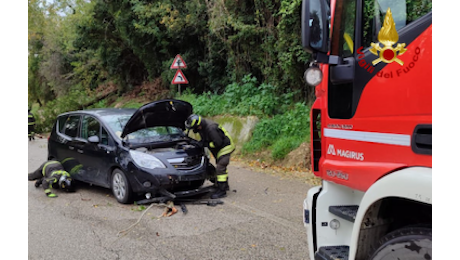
[180,75,311,160]
[181,75,298,117]
[242,102,311,160]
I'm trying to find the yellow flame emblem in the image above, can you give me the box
[370,8,407,66]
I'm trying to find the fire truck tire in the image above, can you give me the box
[369,227,431,260]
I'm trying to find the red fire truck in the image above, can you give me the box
[301,0,432,259]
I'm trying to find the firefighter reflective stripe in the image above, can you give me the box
[61,158,82,174]
[218,126,235,155]
[191,116,202,128]
[28,114,35,125]
[44,188,57,197]
[217,174,228,182]
[51,170,70,177]
[209,142,215,148]
[217,144,234,159]
[216,126,235,159]
[61,158,74,164]
[70,164,82,175]
[45,189,57,197]
[42,161,60,176]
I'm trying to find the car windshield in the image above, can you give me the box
[100,114,185,144]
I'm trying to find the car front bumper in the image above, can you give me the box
[126,161,210,194]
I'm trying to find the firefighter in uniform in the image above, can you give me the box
[185,114,235,199]
[28,160,75,198]
[28,108,36,141]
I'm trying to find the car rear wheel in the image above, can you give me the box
[111,169,133,204]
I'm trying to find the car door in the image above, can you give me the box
[78,115,114,188]
[57,114,87,180]
[51,114,71,161]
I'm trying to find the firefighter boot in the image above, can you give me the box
[35,180,42,188]
[211,181,227,199]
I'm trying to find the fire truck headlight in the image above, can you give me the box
[304,67,323,86]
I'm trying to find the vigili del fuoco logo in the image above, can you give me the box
[356,7,421,77]
[369,8,407,66]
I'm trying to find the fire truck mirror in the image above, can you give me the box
[302,0,330,54]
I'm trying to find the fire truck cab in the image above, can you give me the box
[301,0,432,260]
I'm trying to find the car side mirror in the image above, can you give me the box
[88,135,100,144]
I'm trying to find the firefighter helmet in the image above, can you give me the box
[59,175,75,192]
[185,114,202,131]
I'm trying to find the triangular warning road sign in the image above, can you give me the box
[170,54,187,69]
[171,69,189,84]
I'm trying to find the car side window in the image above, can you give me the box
[64,115,81,138]
[81,115,100,140]
[57,115,69,133]
[101,127,110,145]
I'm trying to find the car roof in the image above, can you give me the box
[58,108,137,118]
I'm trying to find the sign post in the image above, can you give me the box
[170,54,188,96]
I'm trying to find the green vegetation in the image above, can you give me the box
[180,74,299,117]
[241,103,310,160]
[28,0,310,105]
[180,76,311,160]
[28,0,313,160]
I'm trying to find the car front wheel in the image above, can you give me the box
[111,169,132,204]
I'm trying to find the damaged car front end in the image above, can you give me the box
[48,99,216,204]
[120,138,216,201]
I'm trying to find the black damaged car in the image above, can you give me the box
[47,99,215,203]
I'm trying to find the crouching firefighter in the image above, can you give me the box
[28,160,75,198]
[185,114,235,199]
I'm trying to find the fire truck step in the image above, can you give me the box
[329,205,359,222]
[315,245,349,260]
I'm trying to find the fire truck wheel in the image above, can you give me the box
[369,227,431,260]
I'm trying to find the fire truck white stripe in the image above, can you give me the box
[323,128,411,146]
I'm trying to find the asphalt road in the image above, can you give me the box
[28,138,312,260]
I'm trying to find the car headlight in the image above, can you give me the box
[129,150,166,169]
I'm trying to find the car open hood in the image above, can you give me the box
[120,99,193,138]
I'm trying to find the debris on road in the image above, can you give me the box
[161,201,178,217]
[116,202,168,239]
